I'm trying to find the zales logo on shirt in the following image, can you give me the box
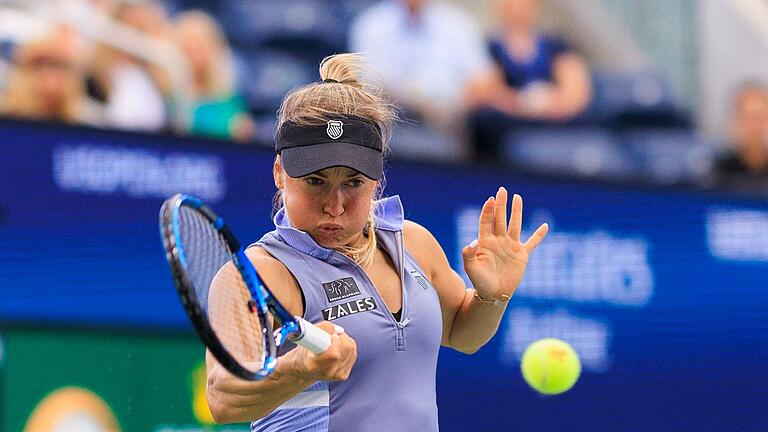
[322,297,377,321]
[322,277,361,302]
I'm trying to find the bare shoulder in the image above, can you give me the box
[402,220,445,278]
[403,220,437,246]
[244,246,304,316]
[245,246,288,273]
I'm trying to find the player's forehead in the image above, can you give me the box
[305,166,365,179]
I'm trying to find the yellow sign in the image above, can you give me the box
[24,386,121,432]
[191,360,214,425]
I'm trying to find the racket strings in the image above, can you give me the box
[179,206,228,310]
[234,280,261,362]
[177,206,267,371]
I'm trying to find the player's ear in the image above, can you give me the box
[273,156,283,189]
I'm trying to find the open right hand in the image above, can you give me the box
[288,321,357,382]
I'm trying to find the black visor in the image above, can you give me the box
[275,116,384,180]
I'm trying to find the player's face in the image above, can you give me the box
[400,0,427,12]
[278,164,377,249]
[176,20,218,74]
[27,57,75,106]
[734,91,768,147]
[499,0,540,28]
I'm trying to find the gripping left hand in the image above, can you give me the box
[462,187,549,301]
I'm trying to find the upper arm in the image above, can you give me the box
[206,247,303,373]
[403,221,469,346]
[244,247,305,317]
[203,248,314,423]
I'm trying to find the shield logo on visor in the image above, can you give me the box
[327,120,344,139]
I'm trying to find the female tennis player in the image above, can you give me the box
[205,53,548,431]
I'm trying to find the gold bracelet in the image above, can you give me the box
[473,292,510,306]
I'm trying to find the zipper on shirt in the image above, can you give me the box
[332,231,411,351]
[396,316,413,351]
[394,231,407,322]
[392,231,412,351]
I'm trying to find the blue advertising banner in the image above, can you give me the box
[1,119,767,431]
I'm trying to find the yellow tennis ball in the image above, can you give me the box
[521,338,581,395]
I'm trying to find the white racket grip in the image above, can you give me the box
[293,317,332,353]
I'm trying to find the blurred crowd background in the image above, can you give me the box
[3,3,768,430]
[1,0,768,193]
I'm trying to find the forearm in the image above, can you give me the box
[482,86,525,117]
[446,288,508,354]
[546,56,593,118]
[437,191,547,355]
[541,86,591,119]
[207,351,314,424]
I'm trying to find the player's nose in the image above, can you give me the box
[323,188,345,217]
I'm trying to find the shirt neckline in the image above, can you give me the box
[272,195,404,261]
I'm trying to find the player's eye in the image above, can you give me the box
[304,176,324,186]
[346,178,365,187]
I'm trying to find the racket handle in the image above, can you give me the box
[293,318,332,353]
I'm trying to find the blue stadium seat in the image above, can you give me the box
[236,49,316,116]
[501,126,639,180]
[586,70,690,128]
[621,128,716,184]
[220,0,347,62]
[388,122,469,163]
[0,40,15,61]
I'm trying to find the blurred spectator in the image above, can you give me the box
[1,26,99,125]
[714,82,768,184]
[349,0,492,160]
[173,10,255,142]
[468,0,592,159]
[469,0,592,119]
[114,0,174,92]
[88,0,173,131]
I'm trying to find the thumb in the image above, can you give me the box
[314,321,345,335]
[461,239,478,262]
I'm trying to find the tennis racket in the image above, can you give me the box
[159,193,331,380]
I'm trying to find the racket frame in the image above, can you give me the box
[161,194,282,380]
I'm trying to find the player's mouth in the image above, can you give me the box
[318,223,344,235]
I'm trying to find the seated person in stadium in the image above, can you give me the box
[348,0,493,161]
[715,82,768,184]
[467,0,593,159]
[87,0,173,132]
[173,10,255,142]
[1,26,98,125]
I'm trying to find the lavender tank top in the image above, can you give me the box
[249,196,442,432]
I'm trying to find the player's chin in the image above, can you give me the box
[312,230,349,249]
